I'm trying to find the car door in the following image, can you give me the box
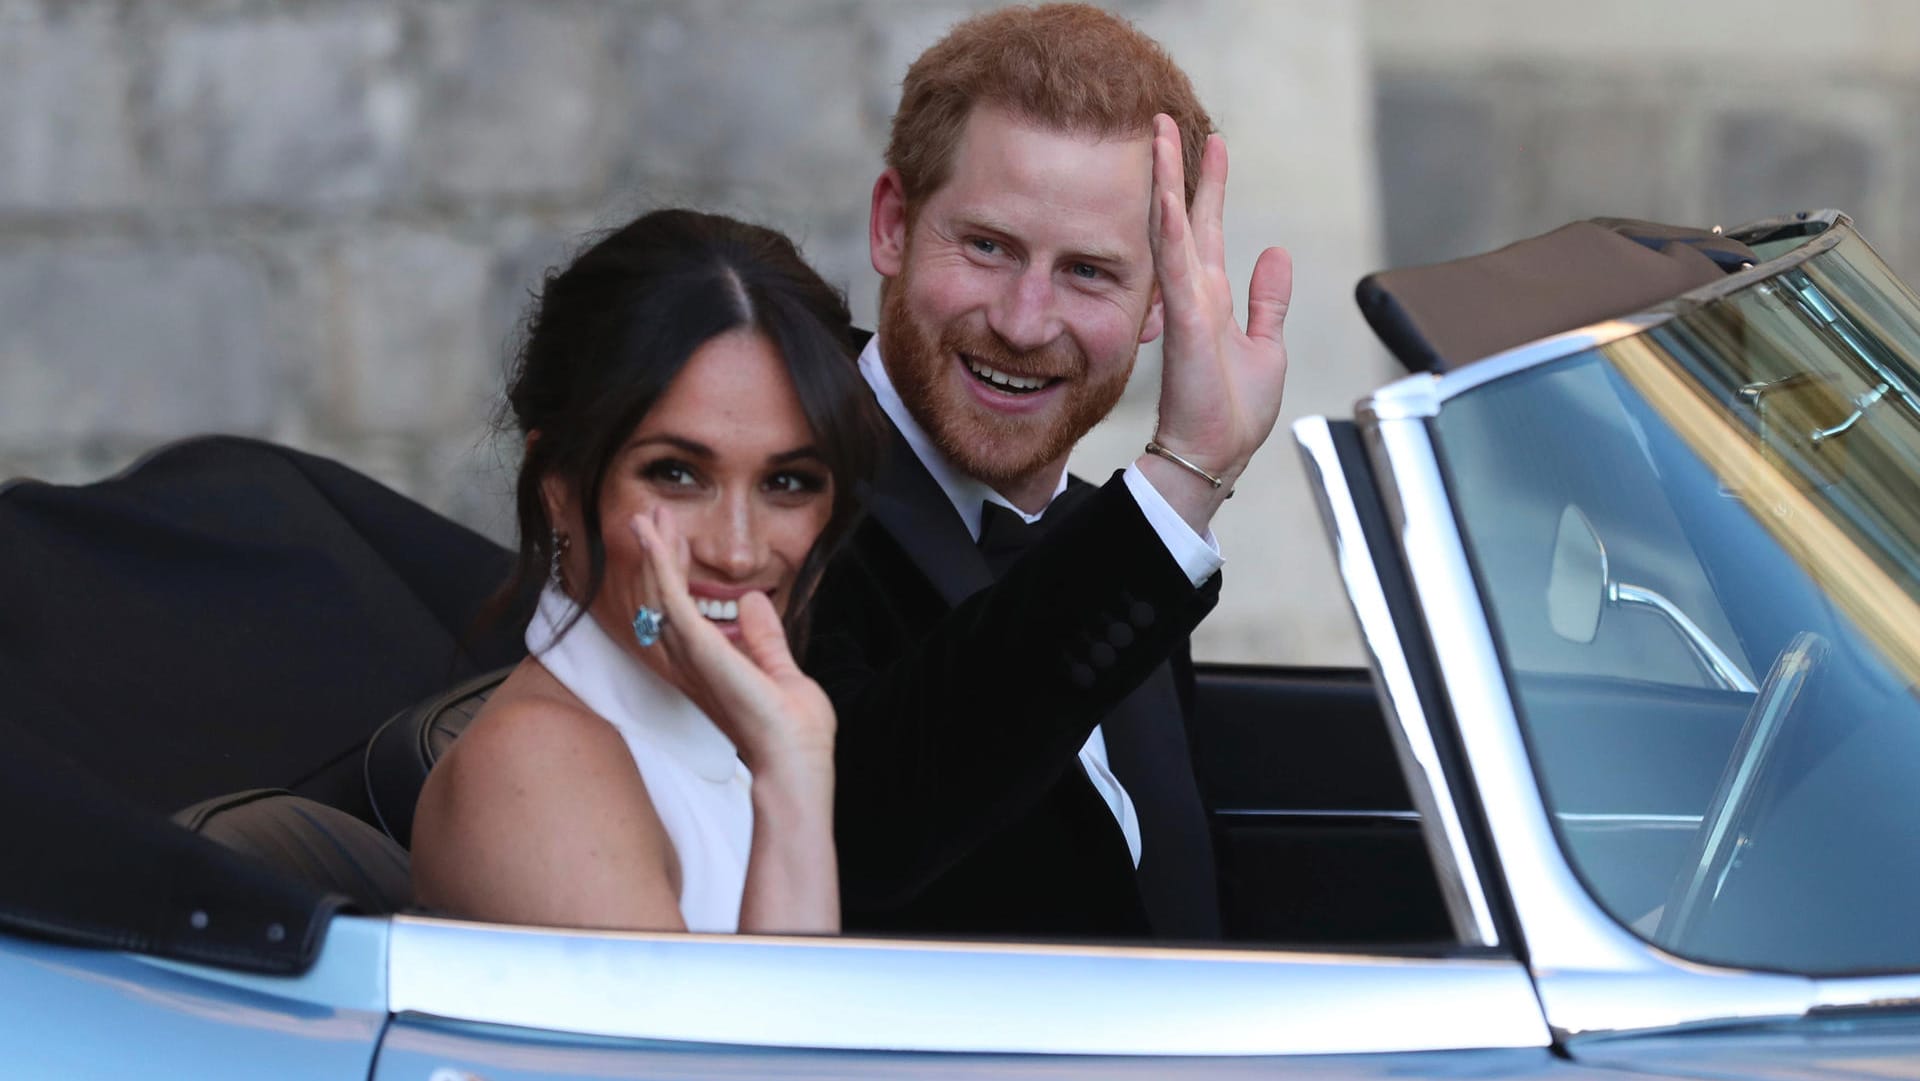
[368,915,1552,1080]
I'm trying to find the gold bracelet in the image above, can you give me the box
[1144,441,1233,498]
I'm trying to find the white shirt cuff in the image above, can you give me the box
[1121,462,1223,588]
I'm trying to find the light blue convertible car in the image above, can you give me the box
[5,210,1919,1078]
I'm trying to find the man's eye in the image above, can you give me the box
[969,238,1000,256]
[1069,262,1103,281]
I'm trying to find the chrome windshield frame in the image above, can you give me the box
[1309,211,1920,1039]
[1293,417,1501,948]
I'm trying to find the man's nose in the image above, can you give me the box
[688,493,763,579]
[986,266,1059,354]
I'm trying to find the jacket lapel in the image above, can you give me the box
[860,426,993,608]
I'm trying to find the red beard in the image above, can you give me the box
[876,274,1133,490]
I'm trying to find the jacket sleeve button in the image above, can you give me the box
[1128,601,1156,628]
[1106,622,1135,648]
[1068,662,1096,689]
[1088,642,1117,669]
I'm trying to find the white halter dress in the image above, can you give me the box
[526,585,754,932]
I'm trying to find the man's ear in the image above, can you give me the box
[870,169,909,278]
[1138,285,1165,345]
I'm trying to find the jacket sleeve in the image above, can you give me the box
[806,471,1221,908]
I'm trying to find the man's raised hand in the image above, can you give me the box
[1140,113,1293,530]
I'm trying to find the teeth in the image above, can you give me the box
[965,357,1047,392]
[695,598,740,622]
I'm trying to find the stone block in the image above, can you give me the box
[484,215,603,382]
[0,8,142,209]
[421,427,519,544]
[151,8,414,206]
[1516,100,1684,236]
[415,3,615,200]
[315,230,492,435]
[1708,110,1883,230]
[1374,73,1505,268]
[0,243,281,447]
[615,8,877,207]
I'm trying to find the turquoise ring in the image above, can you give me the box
[632,605,667,648]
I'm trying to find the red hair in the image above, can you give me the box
[886,4,1213,209]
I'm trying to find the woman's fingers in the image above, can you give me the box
[631,510,726,667]
[734,591,799,680]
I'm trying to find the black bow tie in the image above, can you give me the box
[977,501,1044,578]
[977,485,1090,577]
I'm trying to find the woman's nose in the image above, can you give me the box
[687,494,763,579]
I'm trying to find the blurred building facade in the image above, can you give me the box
[3,0,1916,663]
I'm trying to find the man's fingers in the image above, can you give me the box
[1148,114,1181,263]
[1191,133,1227,272]
[1245,245,1294,345]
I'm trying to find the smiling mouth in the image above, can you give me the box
[963,355,1057,395]
[695,597,740,622]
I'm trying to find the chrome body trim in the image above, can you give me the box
[386,915,1549,1056]
[1358,410,1814,1038]
[1214,808,1421,823]
[1556,813,1701,830]
[1294,417,1500,947]
[1363,317,1666,425]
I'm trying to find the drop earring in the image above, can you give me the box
[548,528,570,588]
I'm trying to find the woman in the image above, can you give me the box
[411,209,881,934]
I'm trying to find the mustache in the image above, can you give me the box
[938,326,1081,380]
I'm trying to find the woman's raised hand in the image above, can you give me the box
[629,508,835,776]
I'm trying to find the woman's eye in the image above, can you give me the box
[765,470,827,496]
[643,460,698,488]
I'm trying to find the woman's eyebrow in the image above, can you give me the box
[627,434,714,457]
[769,446,824,465]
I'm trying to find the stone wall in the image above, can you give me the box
[1367,0,1920,278]
[10,0,1916,666]
[0,0,1389,665]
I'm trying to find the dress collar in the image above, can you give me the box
[526,585,740,784]
[858,336,1067,539]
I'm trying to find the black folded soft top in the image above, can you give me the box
[0,437,526,972]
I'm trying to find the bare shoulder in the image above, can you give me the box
[441,666,633,787]
[411,660,682,927]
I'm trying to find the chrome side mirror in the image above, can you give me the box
[1545,504,1757,693]
[1547,505,1605,644]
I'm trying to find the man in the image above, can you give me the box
[805,3,1291,940]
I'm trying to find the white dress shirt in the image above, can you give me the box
[857,338,1224,868]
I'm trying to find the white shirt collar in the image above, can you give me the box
[526,585,741,783]
[858,335,1068,540]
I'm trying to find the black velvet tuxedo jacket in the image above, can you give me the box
[806,426,1223,940]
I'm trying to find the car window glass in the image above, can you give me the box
[1431,229,1920,975]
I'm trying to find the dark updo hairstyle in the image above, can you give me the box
[498,208,882,642]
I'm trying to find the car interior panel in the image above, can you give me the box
[1192,664,1451,945]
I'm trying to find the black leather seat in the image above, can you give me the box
[174,789,411,914]
[363,667,512,847]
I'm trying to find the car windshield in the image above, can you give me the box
[1430,224,1920,976]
